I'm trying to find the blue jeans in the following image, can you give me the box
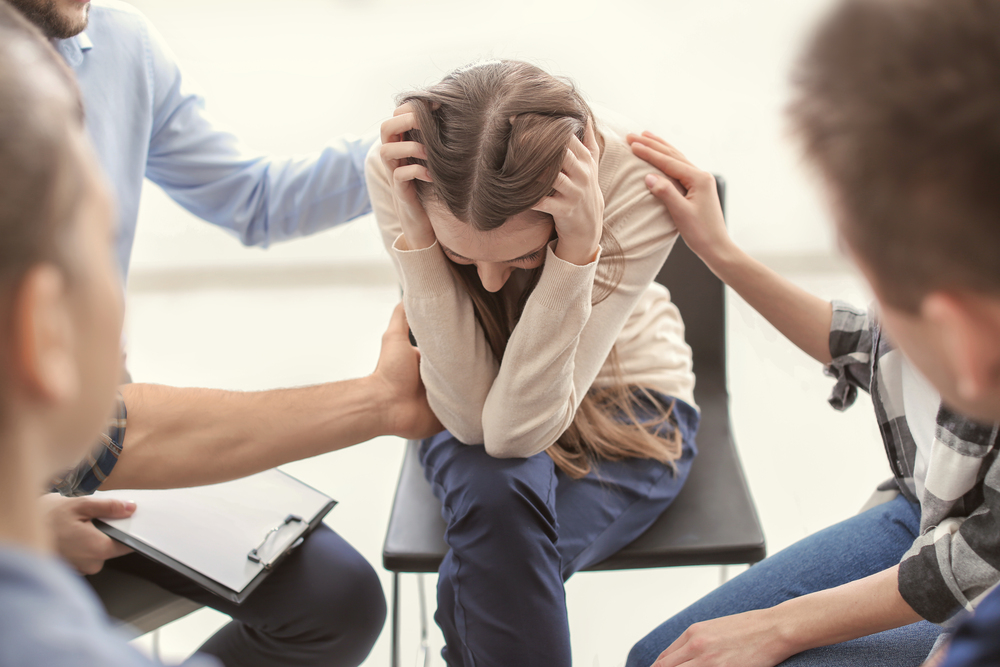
[421,395,699,667]
[105,525,386,667]
[627,494,942,667]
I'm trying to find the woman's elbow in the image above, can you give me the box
[482,423,559,459]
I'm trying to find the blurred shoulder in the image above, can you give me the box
[88,0,151,31]
[594,108,671,223]
[82,0,158,57]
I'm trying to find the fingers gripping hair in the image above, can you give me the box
[397,60,590,231]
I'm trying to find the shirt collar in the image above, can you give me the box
[54,30,93,68]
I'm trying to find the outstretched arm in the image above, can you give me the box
[628,132,833,365]
[651,566,922,667]
[142,13,372,247]
[101,303,440,490]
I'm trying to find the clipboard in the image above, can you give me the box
[94,469,336,604]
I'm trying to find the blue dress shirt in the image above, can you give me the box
[54,0,374,279]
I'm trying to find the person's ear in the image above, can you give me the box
[922,291,1000,402]
[11,264,79,404]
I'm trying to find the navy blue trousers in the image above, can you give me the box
[105,525,386,667]
[421,395,699,667]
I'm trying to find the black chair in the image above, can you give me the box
[382,176,765,667]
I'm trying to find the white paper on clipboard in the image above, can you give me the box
[95,469,335,595]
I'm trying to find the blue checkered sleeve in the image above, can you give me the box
[51,394,126,497]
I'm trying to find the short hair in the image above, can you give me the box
[0,2,85,291]
[788,0,1000,311]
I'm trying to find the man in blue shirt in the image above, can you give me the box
[15,0,373,279]
[3,1,409,666]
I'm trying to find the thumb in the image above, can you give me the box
[77,497,137,520]
[383,302,412,342]
[645,173,688,211]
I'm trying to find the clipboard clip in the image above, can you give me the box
[247,514,303,566]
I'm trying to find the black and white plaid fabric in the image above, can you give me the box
[826,301,1000,624]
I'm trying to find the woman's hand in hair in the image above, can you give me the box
[627,131,734,269]
[533,120,605,266]
[379,104,437,250]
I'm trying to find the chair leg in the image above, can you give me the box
[718,564,730,587]
[417,574,431,667]
[391,572,400,667]
[151,628,161,661]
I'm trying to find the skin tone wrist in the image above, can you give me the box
[702,239,750,281]
[553,237,600,266]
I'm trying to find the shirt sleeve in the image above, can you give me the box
[51,395,126,497]
[141,16,373,246]
[898,414,1000,623]
[824,300,877,411]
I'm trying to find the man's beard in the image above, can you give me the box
[5,0,90,40]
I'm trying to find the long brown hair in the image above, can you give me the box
[400,60,681,478]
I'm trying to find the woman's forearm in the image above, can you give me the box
[771,566,923,656]
[104,380,390,490]
[706,243,834,365]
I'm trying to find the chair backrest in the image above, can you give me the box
[653,176,727,386]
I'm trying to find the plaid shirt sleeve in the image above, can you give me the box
[898,411,1000,623]
[51,394,126,497]
[824,300,877,411]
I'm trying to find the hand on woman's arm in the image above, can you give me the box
[102,304,441,490]
[651,566,922,667]
[379,103,437,250]
[627,132,834,365]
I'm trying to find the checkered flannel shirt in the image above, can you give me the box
[51,394,126,497]
[826,301,1000,624]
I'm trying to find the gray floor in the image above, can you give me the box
[114,0,891,664]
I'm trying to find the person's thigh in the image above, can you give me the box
[556,397,699,577]
[778,621,941,667]
[105,525,385,667]
[627,494,922,667]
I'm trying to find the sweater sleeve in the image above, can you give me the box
[365,134,680,456]
[365,144,498,444]
[481,148,680,458]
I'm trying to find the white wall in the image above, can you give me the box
[124,0,841,283]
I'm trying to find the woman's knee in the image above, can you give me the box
[627,629,674,667]
[451,456,556,528]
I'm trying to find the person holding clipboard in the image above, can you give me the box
[0,5,441,666]
[0,0,441,665]
[0,6,207,664]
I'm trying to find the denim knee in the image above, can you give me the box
[627,630,667,667]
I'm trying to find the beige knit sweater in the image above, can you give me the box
[365,119,696,459]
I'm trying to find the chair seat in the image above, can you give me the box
[383,367,765,574]
[88,567,203,637]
